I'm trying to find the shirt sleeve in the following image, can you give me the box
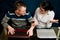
[48,11,55,20]
[31,8,39,25]
[27,13,33,22]
[1,14,10,28]
[33,7,39,21]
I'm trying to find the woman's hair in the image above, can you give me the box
[40,0,53,11]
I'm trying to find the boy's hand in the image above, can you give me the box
[27,23,35,37]
[8,25,15,35]
[27,29,33,37]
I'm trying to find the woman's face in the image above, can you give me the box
[39,7,47,14]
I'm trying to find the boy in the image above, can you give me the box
[1,1,35,37]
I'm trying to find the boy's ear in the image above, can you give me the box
[15,10,19,13]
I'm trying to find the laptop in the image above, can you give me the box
[8,28,29,38]
[36,29,56,38]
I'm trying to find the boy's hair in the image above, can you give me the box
[15,1,26,9]
[13,1,26,11]
[40,0,53,11]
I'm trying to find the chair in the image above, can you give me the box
[56,27,60,40]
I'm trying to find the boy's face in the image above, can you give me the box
[15,6,26,16]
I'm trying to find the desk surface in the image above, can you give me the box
[36,29,56,38]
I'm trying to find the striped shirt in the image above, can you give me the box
[1,12,32,29]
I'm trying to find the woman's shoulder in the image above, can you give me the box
[36,7,40,11]
[48,10,55,15]
[35,7,40,14]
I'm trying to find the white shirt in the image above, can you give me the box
[33,7,55,28]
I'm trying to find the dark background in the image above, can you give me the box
[0,0,60,34]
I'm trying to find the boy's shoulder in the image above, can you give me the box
[5,12,32,18]
[23,13,32,18]
[6,12,15,16]
[25,12,30,15]
[5,12,16,18]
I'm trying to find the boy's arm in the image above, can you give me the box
[27,12,38,30]
[1,14,15,35]
[27,21,37,37]
[27,13,38,37]
[1,14,10,28]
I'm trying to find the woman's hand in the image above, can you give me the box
[50,19,59,23]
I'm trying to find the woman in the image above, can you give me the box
[27,1,58,37]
